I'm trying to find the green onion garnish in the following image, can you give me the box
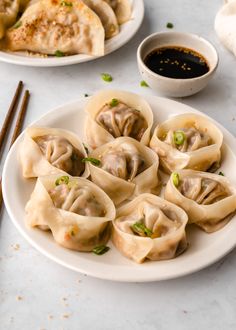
[82,143,89,154]
[131,221,153,237]
[84,93,89,97]
[82,157,101,166]
[109,98,119,107]
[173,130,186,146]
[55,50,65,57]
[101,73,113,82]
[61,1,73,6]
[140,80,149,87]
[12,21,22,29]
[172,172,179,187]
[55,176,70,186]
[219,171,224,176]
[92,245,110,255]
[166,22,174,29]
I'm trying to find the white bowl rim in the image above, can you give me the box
[137,31,219,82]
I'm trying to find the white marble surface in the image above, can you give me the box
[1,0,236,329]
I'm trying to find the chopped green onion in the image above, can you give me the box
[92,245,110,255]
[173,130,186,145]
[166,22,174,29]
[55,50,65,57]
[101,73,113,82]
[109,98,119,107]
[61,1,73,6]
[219,171,224,176]
[172,172,179,187]
[55,176,70,186]
[140,80,149,87]
[82,157,101,166]
[82,143,89,154]
[131,221,153,237]
[12,21,22,29]
[84,93,89,97]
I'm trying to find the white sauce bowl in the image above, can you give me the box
[137,32,218,97]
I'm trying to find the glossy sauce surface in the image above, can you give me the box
[144,46,209,79]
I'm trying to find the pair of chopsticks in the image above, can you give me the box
[0,81,30,212]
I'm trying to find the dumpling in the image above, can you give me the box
[5,0,105,56]
[85,90,153,149]
[25,175,116,251]
[150,113,223,173]
[0,0,20,39]
[82,0,119,39]
[104,0,131,24]
[20,127,89,178]
[165,170,236,233]
[87,137,160,205]
[215,0,236,57]
[112,194,188,263]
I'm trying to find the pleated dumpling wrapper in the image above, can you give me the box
[20,127,89,178]
[85,90,153,149]
[165,170,236,233]
[86,137,160,206]
[104,0,131,24]
[5,0,105,56]
[112,194,188,263]
[82,0,119,39]
[0,0,20,39]
[25,175,116,251]
[215,0,236,57]
[150,113,223,173]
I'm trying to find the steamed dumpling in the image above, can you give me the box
[0,0,20,39]
[85,90,153,149]
[83,0,119,39]
[5,0,105,56]
[20,127,89,178]
[112,194,188,263]
[215,0,236,57]
[165,170,236,233]
[104,0,131,24]
[150,113,223,173]
[87,137,160,205]
[25,175,116,251]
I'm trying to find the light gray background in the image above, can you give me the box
[1,1,236,329]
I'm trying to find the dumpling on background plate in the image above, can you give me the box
[82,0,119,39]
[104,0,131,24]
[86,137,160,205]
[85,90,153,149]
[25,175,116,251]
[112,194,188,263]
[5,0,105,56]
[20,127,89,178]
[165,170,236,233]
[0,0,20,39]
[150,113,223,173]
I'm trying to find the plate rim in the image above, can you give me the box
[0,0,144,67]
[2,94,236,282]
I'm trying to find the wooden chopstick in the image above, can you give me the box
[0,86,30,213]
[0,81,23,155]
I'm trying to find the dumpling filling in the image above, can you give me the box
[96,99,148,141]
[117,202,182,239]
[49,183,105,217]
[178,176,230,205]
[100,142,148,181]
[34,135,85,176]
[162,127,211,152]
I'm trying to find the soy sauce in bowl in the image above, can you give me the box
[144,46,209,79]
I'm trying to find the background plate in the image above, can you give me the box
[0,0,144,67]
[2,94,236,282]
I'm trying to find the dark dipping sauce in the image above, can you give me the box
[144,46,209,79]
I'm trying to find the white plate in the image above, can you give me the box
[0,0,144,67]
[3,94,236,282]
